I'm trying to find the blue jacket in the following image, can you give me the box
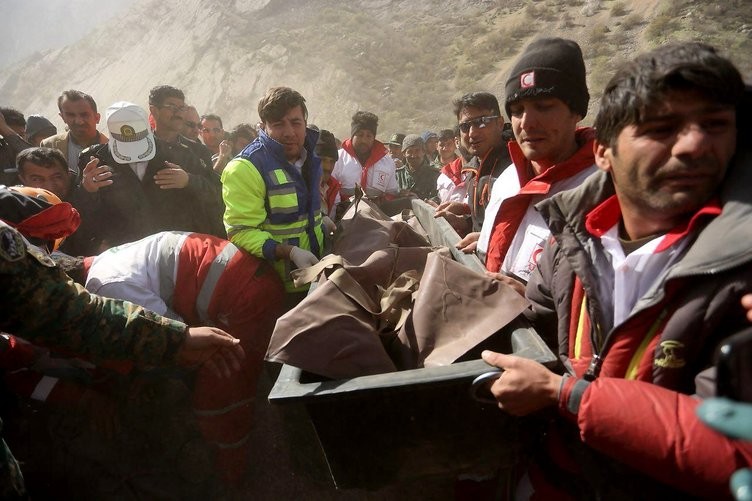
[222,128,323,292]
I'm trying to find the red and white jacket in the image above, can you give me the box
[332,139,398,199]
[481,127,596,273]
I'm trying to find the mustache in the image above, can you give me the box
[654,159,722,180]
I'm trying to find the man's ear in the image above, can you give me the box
[94,112,101,125]
[593,140,613,174]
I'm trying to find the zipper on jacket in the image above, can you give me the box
[584,355,602,381]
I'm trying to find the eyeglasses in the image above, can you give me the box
[458,115,499,133]
[202,127,223,134]
[184,121,199,129]
[160,103,188,113]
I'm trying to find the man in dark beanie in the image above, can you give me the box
[478,37,597,292]
[316,129,341,220]
[332,110,398,202]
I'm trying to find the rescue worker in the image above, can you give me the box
[482,42,752,498]
[82,231,285,485]
[221,87,324,307]
[0,186,243,499]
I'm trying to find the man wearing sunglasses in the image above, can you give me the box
[434,92,511,237]
[478,38,597,295]
[181,105,202,141]
[178,105,215,174]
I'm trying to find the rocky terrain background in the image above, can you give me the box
[1,0,750,140]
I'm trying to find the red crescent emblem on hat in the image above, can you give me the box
[520,71,535,88]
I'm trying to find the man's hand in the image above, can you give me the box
[480,351,562,416]
[218,139,232,159]
[486,271,527,297]
[434,200,471,217]
[154,162,189,189]
[177,326,245,379]
[743,294,752,323]
[434,201,472,236]
[457,231,480,254]
[213,140,233,174]
[81,156,114,192]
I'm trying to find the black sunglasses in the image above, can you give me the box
[458,115,499,133]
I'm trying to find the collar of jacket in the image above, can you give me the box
[340,138,388,169]
[405,156,431,174]
[509,127,595,195]
[257,127,320,165]
[464,141,508,178]
[537,142,752,284]
[441,156,464,186]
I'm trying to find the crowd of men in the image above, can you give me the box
[1,36,751,499]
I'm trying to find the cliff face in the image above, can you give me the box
[1,0,750,140]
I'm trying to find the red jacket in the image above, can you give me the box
[527,165,752,498]
[323,176,341,215]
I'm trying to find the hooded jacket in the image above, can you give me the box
[524,145,752,498]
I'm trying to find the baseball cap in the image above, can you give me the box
[106,102,156,164]
[386,133,406,147]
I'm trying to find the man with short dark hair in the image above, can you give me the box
[181,105,202,141]
[200,113,224,156]
[434,92,511,236]
[222,86,324,306]
[436,125,469,203]
[148,86,212,170]
[212,123,257,174]
[16,147,74,200]
[0,108,33,186]
[482,42,752,499]
[332,111,398,201]
[41,90,108,178]
[432,128,458,169]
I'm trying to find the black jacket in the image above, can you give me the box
[63,138,225,255]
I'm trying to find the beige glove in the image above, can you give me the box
[289,246,319,268]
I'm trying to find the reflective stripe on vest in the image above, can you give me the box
[195,242,239,324]
[30,375,58,401]
[157,233,187,306]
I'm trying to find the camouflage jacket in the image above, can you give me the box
[0,220,188,498]
[0,221,188,367]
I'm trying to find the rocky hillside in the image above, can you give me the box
[1,0,750,140]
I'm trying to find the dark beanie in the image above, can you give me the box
[350,111,379,137]
[315,129,339,160]
[505,38,589,119]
